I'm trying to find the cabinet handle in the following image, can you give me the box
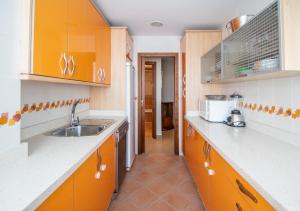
[100,164,107,172]
[183,74,186,85]
[95,148,102,180]
[236,179,258,203]
[60,53,68,76]
[68,56,76,76]
[102,69,106,81]
[98,68,102,81]
[207,168,215,176]
[187,125,192,137]
[235,202,243,211]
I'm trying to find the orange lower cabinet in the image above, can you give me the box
[36,176,74,211]
[210,148,252,211]
[74,150,102,211]
[211,146,275,211]
[98,135,116,210]
[188,129,275,211]
[74,135,115,211]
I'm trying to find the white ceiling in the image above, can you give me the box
[94,0,242,35]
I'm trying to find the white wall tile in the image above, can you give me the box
[220,76,300,135]
[21,81,89,129]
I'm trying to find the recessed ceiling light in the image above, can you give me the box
[150,21,163,27]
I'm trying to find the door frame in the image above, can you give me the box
[138,53,179,155]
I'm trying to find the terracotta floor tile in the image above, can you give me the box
[119,178,142,194]
[146,178,173,195]
[162,190,190,210]
[133,170,159,185]
[128,187,157,208]
[109,129,205,211]
[108,200,139,211]
[185,198,206,211]
[178,180,199,196]
[147,200,176,211]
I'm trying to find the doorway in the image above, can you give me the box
[138,53,179,155]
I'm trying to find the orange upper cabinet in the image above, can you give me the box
[92,5,111,85]
[32,0,111,83]
[36,176,74,211]
[33,0,69,78]
[67,0,94,82]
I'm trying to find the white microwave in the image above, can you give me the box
[199,100,233,122]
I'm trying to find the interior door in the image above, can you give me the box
[67,0,94,82]
[33,0,68,78]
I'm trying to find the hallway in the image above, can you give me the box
[109,130,205,211]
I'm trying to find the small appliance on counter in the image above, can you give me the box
[224,92,246,127]
[225,109,246,127]
[199,95,234,123]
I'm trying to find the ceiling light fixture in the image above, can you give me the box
[150,21,163,27]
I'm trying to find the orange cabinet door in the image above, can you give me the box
[94,20,111,84]
[74,150,103,211]
[33,0,68,78]
[193,133,211,209]
[74,135,115,211]
[36,176,74,211]
[67,0,95,82]
[210,148,253,211]
[98,135,116,210]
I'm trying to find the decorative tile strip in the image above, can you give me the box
[0,97,90,127]
[241,102,299,119]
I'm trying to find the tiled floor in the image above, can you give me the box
[108,129,205,211]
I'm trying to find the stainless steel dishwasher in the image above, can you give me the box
[114,121,128,193]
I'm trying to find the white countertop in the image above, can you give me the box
[186,116,300,211]
[0,114,127,211]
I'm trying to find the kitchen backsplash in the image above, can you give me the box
[21,81,90,130]
[220,76,300,135]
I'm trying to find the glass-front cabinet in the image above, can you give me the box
[201,44,222,83]
[201,0,300,83]
[223,1,280,79]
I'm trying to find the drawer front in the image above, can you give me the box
[213,148,275,211]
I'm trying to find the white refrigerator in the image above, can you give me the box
[126,62,136,170]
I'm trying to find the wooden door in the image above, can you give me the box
[67,0,94,82]
[36,176,74,211]
[98,135,116,210]
[33,0,68,78]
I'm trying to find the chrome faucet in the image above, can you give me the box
[71,100,80,126]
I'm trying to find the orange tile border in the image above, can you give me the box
[0,98,90,127]
[241,102,300,119]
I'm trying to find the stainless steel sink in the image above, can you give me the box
[47,125,105,137]
[45,119,115,137]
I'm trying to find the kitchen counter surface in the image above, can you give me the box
[186,116,300,211]
[0,114,127,211]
